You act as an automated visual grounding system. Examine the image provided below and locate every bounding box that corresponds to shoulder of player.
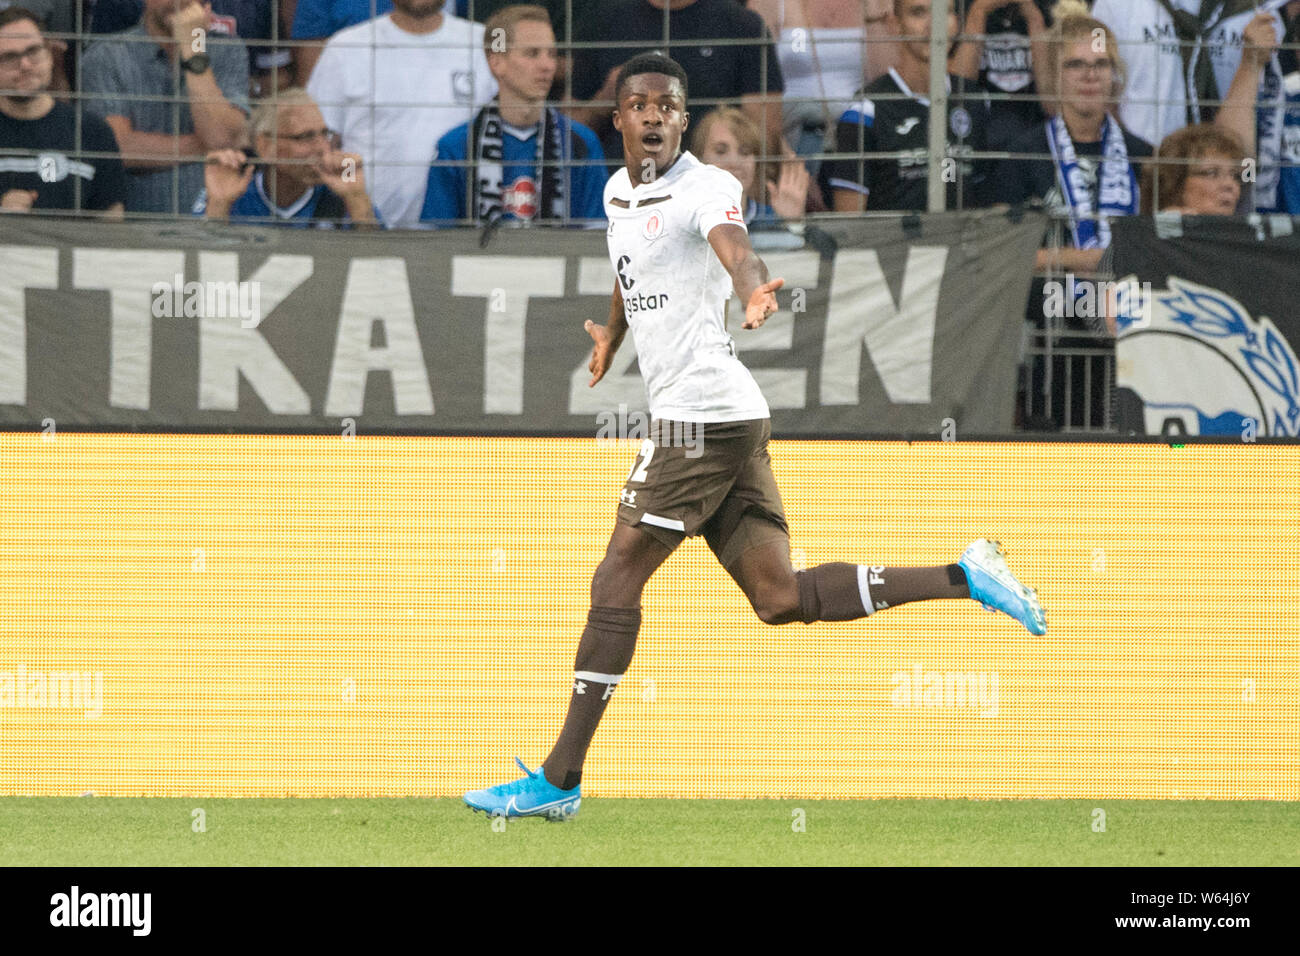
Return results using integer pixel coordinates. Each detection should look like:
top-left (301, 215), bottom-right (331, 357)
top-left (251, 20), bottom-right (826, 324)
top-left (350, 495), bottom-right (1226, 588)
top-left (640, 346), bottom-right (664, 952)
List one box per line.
top-left (679, 157), bottom-right (743, 196)
top-left (604, 166), bottom-right (633, 205)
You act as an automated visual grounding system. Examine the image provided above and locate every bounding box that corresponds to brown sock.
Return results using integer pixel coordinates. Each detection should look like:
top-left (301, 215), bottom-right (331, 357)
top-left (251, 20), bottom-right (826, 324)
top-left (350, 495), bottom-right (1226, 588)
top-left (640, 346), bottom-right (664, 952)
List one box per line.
top-left (542, 606), bottom-right (641, 790)
top-left (796, 563), bottom-right (970, 622)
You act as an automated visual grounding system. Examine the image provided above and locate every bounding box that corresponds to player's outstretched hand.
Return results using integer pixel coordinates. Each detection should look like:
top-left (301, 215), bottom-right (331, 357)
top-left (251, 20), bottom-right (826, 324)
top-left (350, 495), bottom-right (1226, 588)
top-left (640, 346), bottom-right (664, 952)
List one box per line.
top-left (585, 319), bottom-right (614, 386)
top-left (743, 277), bottom-right (784, 330)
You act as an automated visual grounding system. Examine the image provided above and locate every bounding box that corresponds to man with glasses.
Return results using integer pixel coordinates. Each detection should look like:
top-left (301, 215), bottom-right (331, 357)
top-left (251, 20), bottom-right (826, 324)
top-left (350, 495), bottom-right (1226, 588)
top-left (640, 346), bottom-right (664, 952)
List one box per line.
top-left (81, 0), bottom-right (249, 214)
top-left (194, 86), bottom-right (378, 227)
top-left (0, 7), bottom-right (126, 216)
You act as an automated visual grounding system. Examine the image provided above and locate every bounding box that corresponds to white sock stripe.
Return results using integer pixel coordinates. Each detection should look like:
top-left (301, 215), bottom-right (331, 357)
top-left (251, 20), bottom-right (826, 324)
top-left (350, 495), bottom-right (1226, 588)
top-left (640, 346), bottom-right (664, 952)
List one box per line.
top-left (574, 671), bottom-right (623, 685)
top-left (856, 565), bottom-right (874, 615)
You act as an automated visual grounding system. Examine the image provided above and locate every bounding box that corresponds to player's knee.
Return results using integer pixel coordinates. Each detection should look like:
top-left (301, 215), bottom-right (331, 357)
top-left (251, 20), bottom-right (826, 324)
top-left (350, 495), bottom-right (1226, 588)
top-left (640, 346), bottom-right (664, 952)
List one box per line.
top-left (750, 584), bottom-right (801, 626)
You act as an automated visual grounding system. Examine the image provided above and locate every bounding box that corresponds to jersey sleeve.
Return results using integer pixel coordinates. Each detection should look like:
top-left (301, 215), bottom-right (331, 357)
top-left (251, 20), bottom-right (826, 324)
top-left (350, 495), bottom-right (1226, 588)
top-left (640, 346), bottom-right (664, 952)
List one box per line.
top-left (84, 114), bottom-right (128, 211)
top-left (691, 167), bottom-right (747, 238)
top-left (823, 99), bottom-right (877, 197)
top-left (420, 131), bottom-right (469, 224)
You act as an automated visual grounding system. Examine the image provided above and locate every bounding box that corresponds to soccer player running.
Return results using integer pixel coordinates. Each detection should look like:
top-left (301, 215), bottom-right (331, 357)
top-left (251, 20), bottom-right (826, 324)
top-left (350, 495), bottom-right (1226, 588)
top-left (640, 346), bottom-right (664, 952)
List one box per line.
top-left (465, 53), bottom-right (1045, 820)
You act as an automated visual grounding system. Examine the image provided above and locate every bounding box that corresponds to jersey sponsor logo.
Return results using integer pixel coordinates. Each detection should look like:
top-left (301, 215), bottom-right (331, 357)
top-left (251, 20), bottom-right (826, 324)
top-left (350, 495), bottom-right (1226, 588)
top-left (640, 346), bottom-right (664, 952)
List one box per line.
top-left (616, 254), bottom-right (672, 312)
top-left (724, 204), bottom-right (744, 223)
top-left (452, 71), bottom-right (475, 104)
top-left (641, 210), bottom-right (665, 241)
top-left (623, 290), bottom-right (670, 313)
top-left (895, 117), bottom-right (920, 136)
top-left (950, 108), bottom-right (972, 138)
top-left (504, 176), bottom-right (538, 220)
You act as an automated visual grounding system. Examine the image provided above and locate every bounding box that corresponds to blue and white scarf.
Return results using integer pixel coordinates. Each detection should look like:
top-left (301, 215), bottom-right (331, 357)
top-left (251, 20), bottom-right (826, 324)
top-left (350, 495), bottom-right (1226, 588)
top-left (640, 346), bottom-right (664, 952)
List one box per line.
top-left (1046, 114), bottom-right (1138, 249)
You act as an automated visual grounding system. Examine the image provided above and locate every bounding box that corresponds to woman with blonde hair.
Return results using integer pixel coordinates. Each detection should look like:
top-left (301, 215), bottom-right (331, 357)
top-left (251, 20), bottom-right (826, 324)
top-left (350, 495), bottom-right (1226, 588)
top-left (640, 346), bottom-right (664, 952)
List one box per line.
top-left (996, 0), bottom-right (1151, 273)
top-left (691, 106), bottom-right (810, 226)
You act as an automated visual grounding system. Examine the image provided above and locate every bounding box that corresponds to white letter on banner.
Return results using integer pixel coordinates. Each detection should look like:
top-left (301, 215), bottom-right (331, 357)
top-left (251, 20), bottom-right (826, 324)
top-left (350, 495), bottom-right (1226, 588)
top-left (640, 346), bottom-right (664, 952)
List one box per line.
top-left (324, 258), bottom-right (434, 417)
top-left (73, 249), bottom-right (185, 409)
top-left (198, 252), bottom-right (312, 413)
top-left (0, 247), bottom-right (57, 405)
top-left (568, 256), bottom-right (645, 414)
top-left (727, 250), bottom-right (816, 409)
top-left (821, 247), bottom-right (947, 405)
top-left (451, 256), bottom-right (565, 415)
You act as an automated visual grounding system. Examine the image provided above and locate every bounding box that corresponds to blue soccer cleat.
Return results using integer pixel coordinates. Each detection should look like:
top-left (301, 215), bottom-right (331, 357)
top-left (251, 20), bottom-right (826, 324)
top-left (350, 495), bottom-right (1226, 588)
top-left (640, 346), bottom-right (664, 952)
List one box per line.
top-left (463, 757), bottom-right (581, 821)
top-left (958, 539), bottom-right (1047, 635)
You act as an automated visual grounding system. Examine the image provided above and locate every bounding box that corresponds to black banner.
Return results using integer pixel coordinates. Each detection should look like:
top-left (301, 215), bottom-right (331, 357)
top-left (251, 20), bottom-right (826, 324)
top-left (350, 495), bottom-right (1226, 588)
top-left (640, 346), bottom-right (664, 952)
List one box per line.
top-left (1111, 215), bottom-right (1300, 438)
top-left (0, 211), bottom-right (1042, 436)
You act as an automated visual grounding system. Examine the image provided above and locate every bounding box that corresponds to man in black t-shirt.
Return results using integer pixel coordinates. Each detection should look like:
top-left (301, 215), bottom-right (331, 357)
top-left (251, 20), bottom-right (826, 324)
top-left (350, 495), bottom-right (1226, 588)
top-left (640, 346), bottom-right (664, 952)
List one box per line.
top-left (0, 7), bottom-right (126, 215)
top-left (565, 0), bottom-right (786, 167)
top-left (823, 0), bottom-right (993, 211)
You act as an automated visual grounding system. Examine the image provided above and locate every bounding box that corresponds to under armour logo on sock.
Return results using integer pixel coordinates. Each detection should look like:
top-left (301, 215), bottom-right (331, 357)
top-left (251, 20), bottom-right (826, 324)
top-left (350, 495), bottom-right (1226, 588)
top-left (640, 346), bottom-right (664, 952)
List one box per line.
top-left (573, 679), bottom-right (587, 695)
top-left (875, 600), bottom-right (890, 610)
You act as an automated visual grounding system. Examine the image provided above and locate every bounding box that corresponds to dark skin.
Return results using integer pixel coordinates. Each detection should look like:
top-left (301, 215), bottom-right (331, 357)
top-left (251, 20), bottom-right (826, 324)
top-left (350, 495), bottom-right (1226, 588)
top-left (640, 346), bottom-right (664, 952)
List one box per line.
top-left (580, 71), bottom-right (801, 624)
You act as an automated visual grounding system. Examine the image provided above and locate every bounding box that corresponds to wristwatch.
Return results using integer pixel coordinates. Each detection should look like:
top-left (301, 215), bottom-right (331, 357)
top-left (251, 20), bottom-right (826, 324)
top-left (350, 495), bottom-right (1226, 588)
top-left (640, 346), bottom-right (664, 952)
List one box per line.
top-left (180, 53), bottom-right (211, 75)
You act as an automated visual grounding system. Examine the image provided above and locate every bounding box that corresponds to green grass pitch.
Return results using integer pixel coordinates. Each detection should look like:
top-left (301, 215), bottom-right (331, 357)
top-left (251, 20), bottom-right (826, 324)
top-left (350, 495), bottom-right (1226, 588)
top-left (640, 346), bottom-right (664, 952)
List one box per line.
top-left (2, 798), bottom-right (1298, 866)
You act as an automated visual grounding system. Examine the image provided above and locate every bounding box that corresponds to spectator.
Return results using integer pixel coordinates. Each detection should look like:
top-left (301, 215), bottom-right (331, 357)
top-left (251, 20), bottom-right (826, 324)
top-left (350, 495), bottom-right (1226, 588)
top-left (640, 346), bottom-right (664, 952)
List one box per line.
top-left (996, 0), bottom-right (1149, 273)
top-left (80, 0), bottom-right (249, 214)
top-left (1099, 125), bottom-right (1246, 336)
top-left (0, 6), bottom-right (125, 215)
top-left (90, 0), bottom-right (291, 94)
top-left (691, 105), bottom-right (807, 227)
top-left (421, 4), bottom-right (604, 226)
top-left (1142, 123), bottom-right (1245, 215)
top-left (746, 0), bottom-right (866, 177)
top-left (566, 0), bottom-right (787, 168)
top-left (0, 0), bottom-right (72, 91)
top-left (1209, 7), bottom-right (1285, 212)
top-left (1258, 1), bottom-right (1300, 213)
top-left (823, 0), bottom-right (993, 211)
top-left (948, 0), bottom-right (1051, 148)
top-left (194, 87), bottom-right (378, 227)
top-left (1091, 0), bottom-right (1287, 147)
top-left (306, 0), bottom-right (496, 227)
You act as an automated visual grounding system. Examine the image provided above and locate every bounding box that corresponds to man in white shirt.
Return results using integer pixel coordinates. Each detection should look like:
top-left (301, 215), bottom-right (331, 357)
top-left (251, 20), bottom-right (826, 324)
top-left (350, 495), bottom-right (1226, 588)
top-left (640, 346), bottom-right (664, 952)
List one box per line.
top-left (306, 0), bottom-right (496, 226)
top-left (462, 53), bottom-right (1047, 820)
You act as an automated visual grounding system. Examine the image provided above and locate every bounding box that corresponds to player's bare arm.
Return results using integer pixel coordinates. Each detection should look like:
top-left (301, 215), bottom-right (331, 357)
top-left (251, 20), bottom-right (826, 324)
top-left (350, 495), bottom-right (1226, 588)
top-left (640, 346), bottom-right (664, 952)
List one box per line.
top-left (707, 222), bottom-right (785, 329)
top-left (585, 277), bottom-right (629, 387)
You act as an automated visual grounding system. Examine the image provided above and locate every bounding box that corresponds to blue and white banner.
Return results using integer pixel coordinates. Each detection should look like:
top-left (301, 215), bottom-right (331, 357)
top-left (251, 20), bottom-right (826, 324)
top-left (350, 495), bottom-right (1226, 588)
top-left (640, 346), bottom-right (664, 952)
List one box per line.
top-left (1111, 215), bottom-right (1300, 437)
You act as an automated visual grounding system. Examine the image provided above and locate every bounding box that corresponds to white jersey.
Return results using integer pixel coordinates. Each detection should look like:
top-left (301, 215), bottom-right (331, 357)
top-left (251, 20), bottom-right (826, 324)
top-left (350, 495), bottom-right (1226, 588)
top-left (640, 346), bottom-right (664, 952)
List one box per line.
top-left (307, 14), bottom-right (496, 226)
top-left (1093, 0), bottom-right (1287, 147)
top-left (603, 151), bottom-right (769, 423)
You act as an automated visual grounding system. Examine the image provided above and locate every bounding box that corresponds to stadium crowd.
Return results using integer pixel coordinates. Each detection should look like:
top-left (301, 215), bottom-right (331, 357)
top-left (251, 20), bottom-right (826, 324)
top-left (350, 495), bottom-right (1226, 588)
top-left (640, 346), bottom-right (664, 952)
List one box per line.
top-left (0, 0), bottom-right (1297, 426)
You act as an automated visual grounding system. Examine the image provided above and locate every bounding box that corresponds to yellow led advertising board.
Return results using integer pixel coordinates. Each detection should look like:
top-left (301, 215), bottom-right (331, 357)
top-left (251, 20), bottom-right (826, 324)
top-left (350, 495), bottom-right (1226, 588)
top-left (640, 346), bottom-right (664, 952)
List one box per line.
top-left (1, 435), bottom-right (1295, 799)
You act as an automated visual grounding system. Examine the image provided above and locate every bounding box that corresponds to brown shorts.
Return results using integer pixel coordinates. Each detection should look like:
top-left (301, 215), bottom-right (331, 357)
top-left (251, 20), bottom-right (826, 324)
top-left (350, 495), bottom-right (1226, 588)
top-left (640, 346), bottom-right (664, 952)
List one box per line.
top-left (615, 418), bottom-right (788, 549)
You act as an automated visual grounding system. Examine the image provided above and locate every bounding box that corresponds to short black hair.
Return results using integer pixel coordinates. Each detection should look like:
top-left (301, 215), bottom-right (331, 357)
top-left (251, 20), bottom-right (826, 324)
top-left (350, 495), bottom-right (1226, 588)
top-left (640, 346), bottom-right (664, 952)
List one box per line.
top-left (614, 53), bottom-right (688, 104)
